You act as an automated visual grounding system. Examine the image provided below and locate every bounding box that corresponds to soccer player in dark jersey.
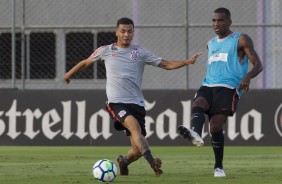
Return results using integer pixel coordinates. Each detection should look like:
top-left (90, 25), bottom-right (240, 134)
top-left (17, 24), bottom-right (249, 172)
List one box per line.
top-left (64, 17), bottom-right (201, 176)
top-left (178, 7), bottom-right (263, 177)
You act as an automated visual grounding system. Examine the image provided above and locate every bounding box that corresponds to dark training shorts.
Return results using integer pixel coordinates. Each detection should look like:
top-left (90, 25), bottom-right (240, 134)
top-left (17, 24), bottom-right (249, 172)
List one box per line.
top-left (195, 86), bottom-right (239, 118)
top-left (106, 102), bottom-right (146, 136)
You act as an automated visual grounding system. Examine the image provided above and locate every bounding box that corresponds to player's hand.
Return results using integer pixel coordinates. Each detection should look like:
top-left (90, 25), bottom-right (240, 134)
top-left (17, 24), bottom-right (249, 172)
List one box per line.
top-left (188, 52), bottom-right (202, 64)
top-left (238, 76), bottom-right (251, 92)
top-left (64, 74), bottom-right (71, 84)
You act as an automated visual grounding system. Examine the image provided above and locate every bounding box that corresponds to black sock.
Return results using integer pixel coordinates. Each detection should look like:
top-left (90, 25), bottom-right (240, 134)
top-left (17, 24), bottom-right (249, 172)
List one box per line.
top-left (191, 107), bottom-right (205, 136)
top-left (143, 150), bottom-right (154, 164)
top-left (211, 131), bottom-right (224, 169)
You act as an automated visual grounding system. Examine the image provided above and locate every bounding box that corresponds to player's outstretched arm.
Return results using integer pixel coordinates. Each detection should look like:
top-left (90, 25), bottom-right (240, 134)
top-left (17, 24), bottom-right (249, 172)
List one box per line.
top-left (64, 58), bottom-right (93, 84)
top-left (158, 52), bottom-right (202, 70)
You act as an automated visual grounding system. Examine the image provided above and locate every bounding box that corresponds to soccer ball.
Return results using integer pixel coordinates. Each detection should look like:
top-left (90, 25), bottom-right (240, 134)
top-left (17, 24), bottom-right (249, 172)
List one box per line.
top-left (92, 159), bottom-right (117, 182)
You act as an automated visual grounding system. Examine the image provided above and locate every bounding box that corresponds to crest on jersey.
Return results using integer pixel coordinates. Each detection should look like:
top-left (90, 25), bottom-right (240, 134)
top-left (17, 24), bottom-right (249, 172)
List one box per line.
top-left (130, 51), bottom-right (139, 60)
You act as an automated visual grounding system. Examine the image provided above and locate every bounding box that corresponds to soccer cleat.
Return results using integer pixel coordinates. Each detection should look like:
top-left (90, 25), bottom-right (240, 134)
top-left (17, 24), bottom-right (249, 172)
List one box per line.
top-left (214, 168), bottom-right (226, 177)
top-left (150, 158), bottom-right (163, 176)
top-left (116, 155), bottom-right (129, 175)
top-left (178, 125), bottom-right (204, 146)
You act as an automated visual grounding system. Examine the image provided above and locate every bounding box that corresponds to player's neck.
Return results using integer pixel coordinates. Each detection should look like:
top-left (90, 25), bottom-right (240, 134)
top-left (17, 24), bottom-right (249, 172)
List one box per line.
top-left (116, 42), bottom-right (131, 48)
top-left (217, 31), bottom-right (232, 40)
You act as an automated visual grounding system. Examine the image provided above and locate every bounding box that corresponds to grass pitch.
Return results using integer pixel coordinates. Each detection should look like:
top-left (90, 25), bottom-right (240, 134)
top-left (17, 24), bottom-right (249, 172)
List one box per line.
top-left (0, 146), bottom-right (281, 184)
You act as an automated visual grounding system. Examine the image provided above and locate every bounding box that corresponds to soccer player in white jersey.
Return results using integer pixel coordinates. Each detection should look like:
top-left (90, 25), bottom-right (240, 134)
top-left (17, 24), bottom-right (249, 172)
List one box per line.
top-left (178, 7), bottom-right (263, 177)
top-left (64, 17), bottom-right (201, 176)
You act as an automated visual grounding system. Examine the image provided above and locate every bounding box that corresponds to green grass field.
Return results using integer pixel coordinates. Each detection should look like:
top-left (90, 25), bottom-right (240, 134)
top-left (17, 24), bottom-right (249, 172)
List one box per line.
top-left (0, 146), bottom-right (281, 184)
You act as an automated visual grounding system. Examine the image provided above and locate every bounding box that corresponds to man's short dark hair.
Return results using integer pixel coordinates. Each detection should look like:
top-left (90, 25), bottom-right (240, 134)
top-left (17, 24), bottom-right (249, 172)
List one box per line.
top-left (214, 7), bottom-right (231, 19)
top-left (117, 17), bottom-right (134, 28)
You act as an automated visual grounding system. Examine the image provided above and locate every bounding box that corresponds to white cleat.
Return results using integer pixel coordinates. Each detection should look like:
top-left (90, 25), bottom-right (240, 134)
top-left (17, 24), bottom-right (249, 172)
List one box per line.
top-left (214, 168), bottom-right (226, 177)
top-left (178, 125), bottom-right (204, 146)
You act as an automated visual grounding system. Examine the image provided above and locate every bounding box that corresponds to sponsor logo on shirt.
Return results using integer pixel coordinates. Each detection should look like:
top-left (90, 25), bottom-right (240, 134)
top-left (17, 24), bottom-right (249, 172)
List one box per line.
top-left (208, 53), bottom-right (228, 64)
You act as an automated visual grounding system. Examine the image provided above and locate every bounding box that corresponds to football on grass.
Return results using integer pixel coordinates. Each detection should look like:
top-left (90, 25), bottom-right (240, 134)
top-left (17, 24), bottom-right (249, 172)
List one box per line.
top-left (92, 159), bottom-right (117, 182)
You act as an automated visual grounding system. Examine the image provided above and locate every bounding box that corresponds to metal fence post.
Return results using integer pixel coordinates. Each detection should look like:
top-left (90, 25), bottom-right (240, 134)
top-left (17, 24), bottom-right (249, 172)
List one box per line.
top-left (11, 0), bottom-right (16, 88)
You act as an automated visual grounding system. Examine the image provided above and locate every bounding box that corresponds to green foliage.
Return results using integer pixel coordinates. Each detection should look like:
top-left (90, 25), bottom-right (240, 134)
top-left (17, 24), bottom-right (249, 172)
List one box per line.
top-left (0, 146), bottom-right (282, 184)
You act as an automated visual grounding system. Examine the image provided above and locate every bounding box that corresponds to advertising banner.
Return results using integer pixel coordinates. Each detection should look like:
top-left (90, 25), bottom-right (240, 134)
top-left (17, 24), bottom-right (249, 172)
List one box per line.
top-left (0, 89), bottom-right (281, 146)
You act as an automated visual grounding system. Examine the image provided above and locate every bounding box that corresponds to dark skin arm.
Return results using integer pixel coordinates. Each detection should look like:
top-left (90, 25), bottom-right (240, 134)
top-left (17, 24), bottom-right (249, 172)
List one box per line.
top-left (237, 34), bottom-right (263, 91)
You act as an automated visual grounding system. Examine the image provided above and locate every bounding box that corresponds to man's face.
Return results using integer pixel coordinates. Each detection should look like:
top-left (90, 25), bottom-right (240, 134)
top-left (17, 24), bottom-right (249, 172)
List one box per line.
top-left (212, 12), bottom-right (231, 37)
top-left (116, 24), bottom-right (134, 47)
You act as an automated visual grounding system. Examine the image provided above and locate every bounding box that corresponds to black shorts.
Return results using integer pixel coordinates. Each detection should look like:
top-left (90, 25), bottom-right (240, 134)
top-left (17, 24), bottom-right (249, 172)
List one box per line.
top-left (106, 102), bottom-right (146, 136)
top-left (195, 86), bottom-right (239, 118)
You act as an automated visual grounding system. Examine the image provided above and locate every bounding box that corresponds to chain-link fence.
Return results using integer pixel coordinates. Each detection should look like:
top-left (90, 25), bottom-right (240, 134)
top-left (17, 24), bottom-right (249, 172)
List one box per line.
top-left (1, 0), bottom-right (282, 89)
